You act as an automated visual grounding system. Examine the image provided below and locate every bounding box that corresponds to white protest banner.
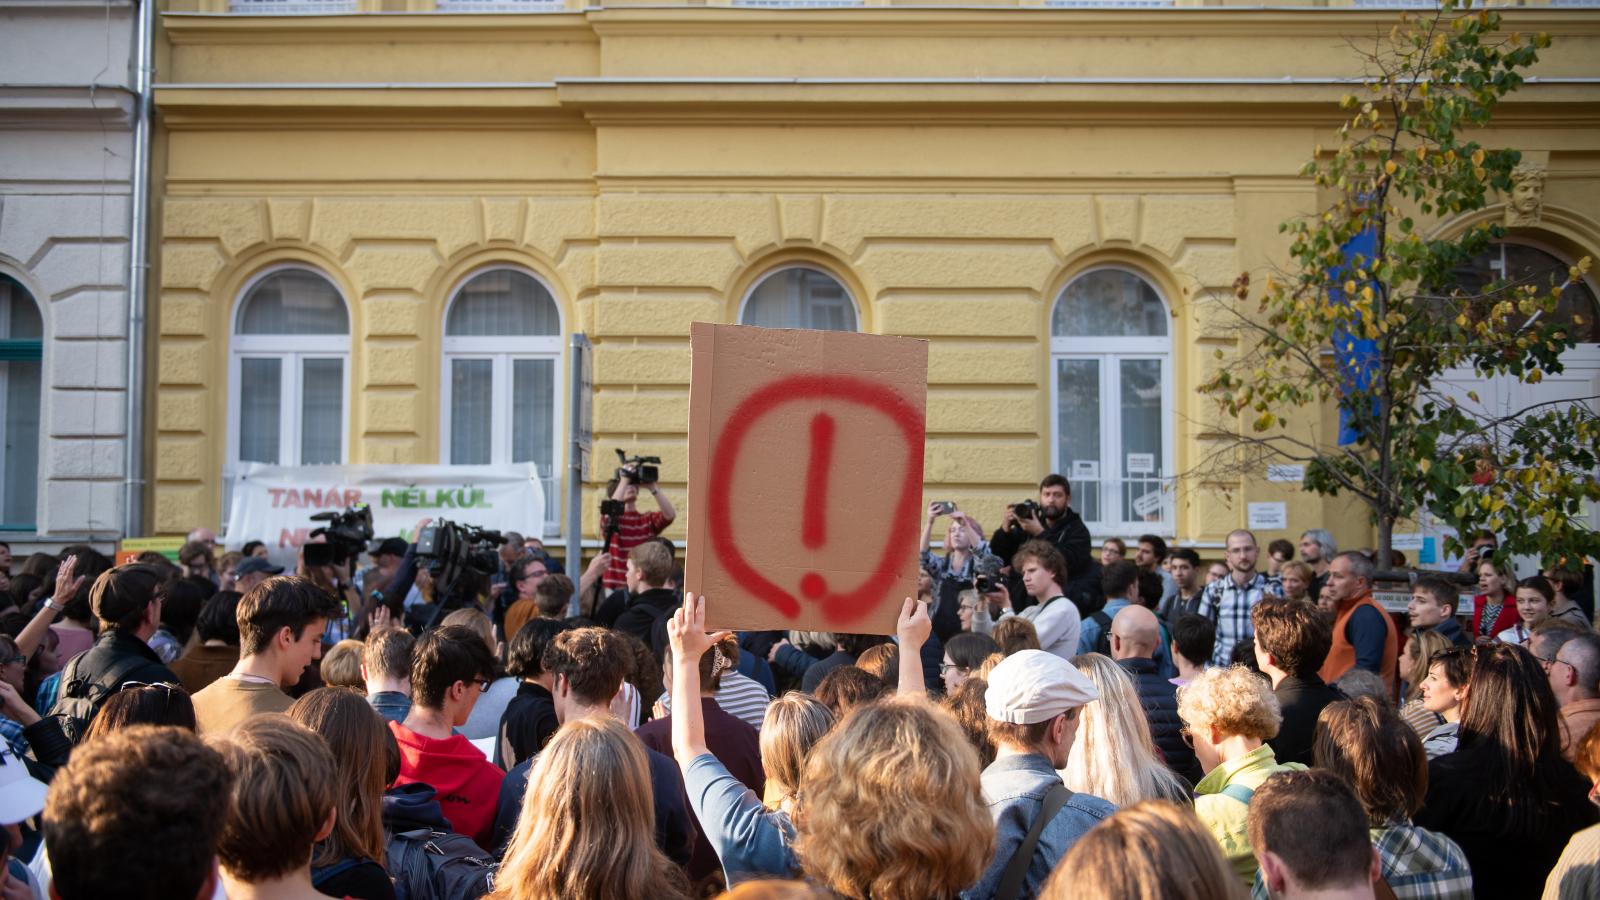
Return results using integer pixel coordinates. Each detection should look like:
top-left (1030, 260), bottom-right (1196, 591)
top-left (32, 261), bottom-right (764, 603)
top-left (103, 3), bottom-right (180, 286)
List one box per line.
top-left (226, 463), bottom-right (545, 560)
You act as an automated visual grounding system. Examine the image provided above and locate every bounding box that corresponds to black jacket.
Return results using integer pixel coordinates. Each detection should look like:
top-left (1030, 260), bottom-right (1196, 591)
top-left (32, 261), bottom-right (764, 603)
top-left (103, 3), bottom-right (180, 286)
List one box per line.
top-left (50, 630), bottom-right (177, 740)
top-left (495, 681), bottom-right (559, 770)
top-left (990, 507), bottom-right (1093, 579)
top-left (1267, 674), bottom-right (1343, 766)
top-left (613, 588), bottom-right (679, 662)
top-left (1117, 657), bottom-right (1202, 786)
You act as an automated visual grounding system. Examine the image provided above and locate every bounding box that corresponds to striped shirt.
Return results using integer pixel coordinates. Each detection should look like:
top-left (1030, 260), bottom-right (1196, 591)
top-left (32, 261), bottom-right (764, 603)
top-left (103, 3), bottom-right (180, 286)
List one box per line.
top-left (602, 509), bottom-right (671, 590)
top-left (1198, 572), bottom-right (1276, 668)
top-left (659, 672), bottom-right (773, 733)
top-left (1400, 697), bottom-right (1444, 739)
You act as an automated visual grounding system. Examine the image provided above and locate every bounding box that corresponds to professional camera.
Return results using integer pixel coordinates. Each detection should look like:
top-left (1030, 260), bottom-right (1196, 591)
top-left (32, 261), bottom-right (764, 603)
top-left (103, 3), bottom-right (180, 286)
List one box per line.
top-left (614, 448), bottom-right (661, 485)
top-left (414, 519), bottom-right (506, 612)
top-left (1013, 499), bottom-right (1044, 522)
top-left (307, 506), bottom-right (374, 567)
top-left (971, 553), bottom-right (1004, 594)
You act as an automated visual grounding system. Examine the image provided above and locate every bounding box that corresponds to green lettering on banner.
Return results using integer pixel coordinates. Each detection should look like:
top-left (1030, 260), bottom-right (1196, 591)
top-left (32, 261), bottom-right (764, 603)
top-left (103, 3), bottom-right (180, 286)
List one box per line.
top-left (376, 485), bottom-right (495, 511)
top-left (471, 488), bottom-right (491, 509)
top-left (381, 489), bottom-right (411, 509)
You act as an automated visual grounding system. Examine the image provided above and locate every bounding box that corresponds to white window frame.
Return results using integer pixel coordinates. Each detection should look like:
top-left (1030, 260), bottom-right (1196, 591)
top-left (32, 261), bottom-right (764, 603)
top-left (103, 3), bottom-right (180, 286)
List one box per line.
top-left (1048, 265), bottom-right (1176, 537)
top-left (439, 266), bottom-right (565, 534)
top-left (738, 264), bottom-right (861, 332)
top-left (224, 265), bottom-right (352, 481)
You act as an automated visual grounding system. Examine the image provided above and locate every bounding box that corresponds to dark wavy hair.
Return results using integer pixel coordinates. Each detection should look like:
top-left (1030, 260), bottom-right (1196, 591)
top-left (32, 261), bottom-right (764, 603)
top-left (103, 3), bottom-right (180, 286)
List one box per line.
top-left (1456, 642), bottom-right (1574, 837)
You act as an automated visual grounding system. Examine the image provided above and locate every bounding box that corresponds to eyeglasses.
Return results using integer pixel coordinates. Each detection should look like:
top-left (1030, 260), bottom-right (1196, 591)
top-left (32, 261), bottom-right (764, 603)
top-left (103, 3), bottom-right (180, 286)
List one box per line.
top-left (122, 681), bottom-right (180, 692)
top-left (1, 655), bottom-right (23, 666)
top-left (939, 664), bottom-right (966, 675)
top-left (475, 679), bottom-right (493, 693)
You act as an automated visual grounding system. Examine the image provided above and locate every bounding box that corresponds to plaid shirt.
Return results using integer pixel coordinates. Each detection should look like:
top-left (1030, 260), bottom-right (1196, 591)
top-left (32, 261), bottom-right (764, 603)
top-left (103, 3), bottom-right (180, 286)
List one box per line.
top-left (1198, 571), bottom-right (1275, 667)
top-left (1252, 825), bottom-right (1472, 900)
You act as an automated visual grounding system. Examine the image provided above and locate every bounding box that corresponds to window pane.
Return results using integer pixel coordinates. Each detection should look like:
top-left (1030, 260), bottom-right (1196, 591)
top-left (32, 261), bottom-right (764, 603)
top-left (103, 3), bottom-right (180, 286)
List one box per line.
top-left (742, 268), bottom-right (858, 332)
top-left (446, 270), bottom-right (561, 337)
top-left (511, 359), bottom-right (555, 473)
top-left (238, 270), bottom-right (349, 335)
top-left (1120, 359), bottom-right (1165, 523)
top-left (1452, 244), bottom-right (1600, 343)
top-left (239, 358), bottom-right (282, 464)
top-left (0, 277), bottom-right (43, 340)
top-left (450, 359), bottom-right (493, 465)
top-left (300, 358), bottom-right (343, 465)
top-left (1057, 358), bottom-right (1102, 523)
top-left (2, 360), bottom-right (41, 526)
top-left (1053, 269), bottom-right (1168, 337)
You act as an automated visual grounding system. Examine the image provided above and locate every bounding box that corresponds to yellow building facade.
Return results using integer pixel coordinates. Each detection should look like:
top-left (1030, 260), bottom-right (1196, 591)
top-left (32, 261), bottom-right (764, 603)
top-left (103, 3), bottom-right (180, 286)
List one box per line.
top-left (147, 0), bottom-right (1600, 556)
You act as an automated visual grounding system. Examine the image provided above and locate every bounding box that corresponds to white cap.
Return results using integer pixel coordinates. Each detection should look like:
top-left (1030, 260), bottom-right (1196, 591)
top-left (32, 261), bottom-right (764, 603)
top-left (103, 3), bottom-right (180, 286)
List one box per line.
top-left (0, 748), bottom-right (46, 825)
top-left (985, 650), bottom-right (1100, 725)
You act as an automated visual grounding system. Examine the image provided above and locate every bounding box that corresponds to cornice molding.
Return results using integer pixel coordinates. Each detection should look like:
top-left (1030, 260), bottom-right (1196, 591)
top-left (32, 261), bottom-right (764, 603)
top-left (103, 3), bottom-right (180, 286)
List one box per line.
top-left (0, 86), bottom-right (137, 127)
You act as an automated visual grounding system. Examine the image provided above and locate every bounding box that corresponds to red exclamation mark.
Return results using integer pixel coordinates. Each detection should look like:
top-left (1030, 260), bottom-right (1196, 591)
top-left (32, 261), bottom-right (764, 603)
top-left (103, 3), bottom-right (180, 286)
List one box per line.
top-left (799, 412), bottom-right (835, 600)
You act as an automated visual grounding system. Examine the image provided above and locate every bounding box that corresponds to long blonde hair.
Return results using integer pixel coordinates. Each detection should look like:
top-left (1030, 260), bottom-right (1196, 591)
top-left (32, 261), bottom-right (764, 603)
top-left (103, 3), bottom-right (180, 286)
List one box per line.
top-left (760, 692), bottom-right (835, 807)
top-left (1064, 654), bottom-right (1191, 807)
top-left (794, 699), bottom-right (993, 900)
top-left (1040, 800), bottom-right (1245, 900)
top-left (489, 716), bottom-right (688, 900)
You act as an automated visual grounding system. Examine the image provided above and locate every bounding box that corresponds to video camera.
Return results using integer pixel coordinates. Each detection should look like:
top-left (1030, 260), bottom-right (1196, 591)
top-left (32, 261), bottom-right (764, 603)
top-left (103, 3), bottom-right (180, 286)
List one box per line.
top-left (614, 448), bottom-right (661, 486)
top-left (970, 554), bottom-right (1004, 594)
top-left (414, 519), bottom-right (506, 611)
top-left (306, 506), bottom-right (374, 568)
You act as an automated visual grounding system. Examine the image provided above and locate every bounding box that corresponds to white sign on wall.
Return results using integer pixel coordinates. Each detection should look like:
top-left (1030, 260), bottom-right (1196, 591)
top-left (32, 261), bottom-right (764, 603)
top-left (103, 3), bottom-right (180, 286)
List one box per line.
top-left (1247, 501), bottom-right (1288, 530)
top-left (1126, 453), bottom-right (1156, 476)
top-left (1266, 464), bottom-right (1306, 483)
top-left (225, 463), bottom-right (546, 561)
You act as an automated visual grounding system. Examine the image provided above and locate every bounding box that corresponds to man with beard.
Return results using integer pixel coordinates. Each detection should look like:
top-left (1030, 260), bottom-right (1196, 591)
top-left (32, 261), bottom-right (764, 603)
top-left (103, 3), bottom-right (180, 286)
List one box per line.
top-left (991, 474), bottom-right (1092, 585)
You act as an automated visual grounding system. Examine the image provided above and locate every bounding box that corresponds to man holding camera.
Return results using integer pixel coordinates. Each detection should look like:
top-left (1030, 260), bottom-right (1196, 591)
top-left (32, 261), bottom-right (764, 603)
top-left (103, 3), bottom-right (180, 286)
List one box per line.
top-left (990, 474), bottom-right (1094, 589)
top-left (600, 461), bottom-right (676, 593)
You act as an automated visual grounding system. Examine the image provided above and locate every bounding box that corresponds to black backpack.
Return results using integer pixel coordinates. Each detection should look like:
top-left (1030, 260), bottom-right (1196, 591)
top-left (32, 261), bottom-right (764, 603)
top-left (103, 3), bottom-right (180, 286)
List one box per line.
top-left (1089, 609), bottom-right (1114, 656)
top-left (51, 651), bottom-right (151, 745)
top-left (386, 827), bottom-right (496, 900)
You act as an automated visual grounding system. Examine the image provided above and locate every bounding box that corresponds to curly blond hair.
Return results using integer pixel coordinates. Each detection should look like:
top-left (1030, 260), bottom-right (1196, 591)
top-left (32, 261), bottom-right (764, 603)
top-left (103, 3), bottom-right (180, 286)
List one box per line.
top-left (1176, 664), bottom-right (1282, 741)
top-left (794, 699), bottom-right (993, 899)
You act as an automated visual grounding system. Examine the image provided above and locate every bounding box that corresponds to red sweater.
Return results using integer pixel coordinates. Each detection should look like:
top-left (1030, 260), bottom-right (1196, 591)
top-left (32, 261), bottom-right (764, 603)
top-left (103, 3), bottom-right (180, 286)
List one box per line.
top-left (389, 720), bottom-right (504, 848)
top-left (1471, 593), bottom-right (1522, 640)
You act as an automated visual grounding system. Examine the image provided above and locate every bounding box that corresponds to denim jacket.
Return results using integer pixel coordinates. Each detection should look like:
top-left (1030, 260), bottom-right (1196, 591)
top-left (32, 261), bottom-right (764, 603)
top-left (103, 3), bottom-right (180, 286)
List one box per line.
top-left (963, 752), bottom-right (1115, 900)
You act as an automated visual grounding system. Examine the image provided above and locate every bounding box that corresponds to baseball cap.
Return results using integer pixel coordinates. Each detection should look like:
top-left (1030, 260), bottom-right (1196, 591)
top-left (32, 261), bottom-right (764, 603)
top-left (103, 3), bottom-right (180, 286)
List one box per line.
top-left (0, 748), bottom-right (47, 825)
top-left (369, 537), bottom-right (408, 558)
top-left (985, 650), bottom-right (1100, 725)
top-left (235, 557), bottom-right (285, 578)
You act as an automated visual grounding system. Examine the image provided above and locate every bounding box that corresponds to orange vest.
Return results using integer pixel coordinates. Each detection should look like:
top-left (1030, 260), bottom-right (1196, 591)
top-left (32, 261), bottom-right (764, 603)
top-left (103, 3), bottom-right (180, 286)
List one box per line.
top-left (1319, 592), bottom-right (1399, 694)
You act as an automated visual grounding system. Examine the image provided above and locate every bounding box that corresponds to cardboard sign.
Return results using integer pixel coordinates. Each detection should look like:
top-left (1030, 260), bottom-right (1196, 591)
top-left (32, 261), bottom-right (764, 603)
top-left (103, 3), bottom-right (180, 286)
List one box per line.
top-left (685, 322), bottom-right (928, 635)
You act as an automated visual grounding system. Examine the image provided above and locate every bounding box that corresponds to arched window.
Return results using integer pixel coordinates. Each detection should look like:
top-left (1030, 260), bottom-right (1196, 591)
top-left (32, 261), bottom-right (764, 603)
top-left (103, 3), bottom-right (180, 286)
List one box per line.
top-left (1450, 241), bottom-right (1600, 344)
top-left (740, 266), bottom-right (858, 331)
top-left (442, 268), bottom-right (562, 527)
top-left (0, 275), bottom-right (42, 529)
top-left (1050, 267), bottom-right (1173, 533)
top-left (229, 267), bottom-right (350, 470)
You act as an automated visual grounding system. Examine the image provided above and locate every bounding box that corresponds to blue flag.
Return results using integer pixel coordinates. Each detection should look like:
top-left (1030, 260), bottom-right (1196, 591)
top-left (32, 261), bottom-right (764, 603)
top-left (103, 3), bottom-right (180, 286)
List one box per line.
top-left (1331, 226), bottom-right (1381, 445)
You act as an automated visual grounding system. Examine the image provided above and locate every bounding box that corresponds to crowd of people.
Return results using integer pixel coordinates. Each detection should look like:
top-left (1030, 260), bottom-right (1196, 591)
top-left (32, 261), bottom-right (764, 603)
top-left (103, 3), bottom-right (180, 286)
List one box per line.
top-left (0, 465), bottom-right (1596, 900)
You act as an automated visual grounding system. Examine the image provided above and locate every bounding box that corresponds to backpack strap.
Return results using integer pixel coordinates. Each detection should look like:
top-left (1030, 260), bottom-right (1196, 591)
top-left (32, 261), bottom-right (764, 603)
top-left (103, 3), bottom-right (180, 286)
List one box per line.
top-left (995, 782), bottom-right (1073, 900)
top-left (1219, 782), bottom-right (1256, 806)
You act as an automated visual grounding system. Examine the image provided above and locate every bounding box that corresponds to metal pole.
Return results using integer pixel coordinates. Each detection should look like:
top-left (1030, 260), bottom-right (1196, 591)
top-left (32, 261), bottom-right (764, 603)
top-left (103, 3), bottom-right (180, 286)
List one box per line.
top-left (122, 0), bottom-right (155, 539)
top-left (565, 334), bottom-right (591, 617)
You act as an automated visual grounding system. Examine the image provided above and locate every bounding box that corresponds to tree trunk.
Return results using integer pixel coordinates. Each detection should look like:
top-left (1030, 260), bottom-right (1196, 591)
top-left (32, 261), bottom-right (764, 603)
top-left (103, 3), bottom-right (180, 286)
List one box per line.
top-left (1377, 514), bottom-right (1394, 572)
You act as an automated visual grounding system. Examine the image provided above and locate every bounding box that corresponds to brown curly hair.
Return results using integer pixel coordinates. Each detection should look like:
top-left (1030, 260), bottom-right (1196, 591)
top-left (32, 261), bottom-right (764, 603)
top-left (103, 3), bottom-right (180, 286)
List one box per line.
top-left (795, 699), bottom-right (993, 899)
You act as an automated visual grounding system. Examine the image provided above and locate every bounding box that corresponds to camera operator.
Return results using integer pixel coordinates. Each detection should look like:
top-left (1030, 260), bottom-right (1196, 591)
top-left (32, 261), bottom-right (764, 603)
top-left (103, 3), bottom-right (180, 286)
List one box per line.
top-left (357, 537), bottom-right (421, 616)
top-left (599, 462), bottom-right (676, 594)
top-left (298, 539), bottom-right (362, 645)
top-left (988, 474), bottom-right (1092, 580)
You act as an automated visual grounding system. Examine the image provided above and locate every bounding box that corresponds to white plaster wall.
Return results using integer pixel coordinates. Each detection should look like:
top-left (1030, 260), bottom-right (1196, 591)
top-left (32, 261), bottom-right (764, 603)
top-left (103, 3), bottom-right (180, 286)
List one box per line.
top-left (0, 0), bottom-right (137, 539)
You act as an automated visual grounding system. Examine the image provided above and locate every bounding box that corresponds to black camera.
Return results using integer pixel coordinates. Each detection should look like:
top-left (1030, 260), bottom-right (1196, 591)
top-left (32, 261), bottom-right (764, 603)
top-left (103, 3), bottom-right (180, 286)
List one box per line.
top-left (1014, 500), bottom-right (1043, 522)
top-left (308, 506), bottom-right (374, 567)
top-left (614, 448), bottom-right (662, 486)
top-left (971, 554), bottom-right (1004, 594)
top-left (415, 519), bottom-right (505, 609)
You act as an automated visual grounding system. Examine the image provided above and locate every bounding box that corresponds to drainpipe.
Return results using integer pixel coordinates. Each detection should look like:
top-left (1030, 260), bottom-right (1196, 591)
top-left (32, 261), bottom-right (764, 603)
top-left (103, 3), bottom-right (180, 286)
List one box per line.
top-left (123, 0), bottom-right (154, 539)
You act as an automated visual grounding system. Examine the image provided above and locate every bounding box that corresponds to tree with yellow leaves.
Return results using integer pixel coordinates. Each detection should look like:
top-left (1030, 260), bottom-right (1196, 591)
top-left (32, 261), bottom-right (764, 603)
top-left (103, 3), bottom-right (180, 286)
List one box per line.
top-left (1197, 0), bottom-right (1598, 569)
